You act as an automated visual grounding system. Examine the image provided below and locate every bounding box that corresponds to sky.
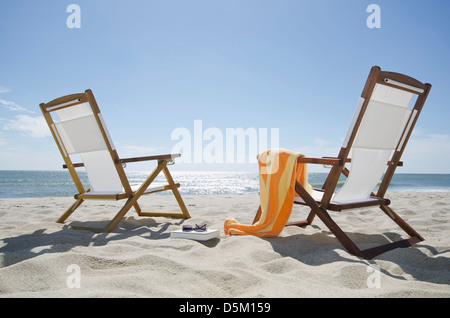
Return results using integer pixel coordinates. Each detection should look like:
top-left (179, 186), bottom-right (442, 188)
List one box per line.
top-left (0, 0), bottom-right (449, 173)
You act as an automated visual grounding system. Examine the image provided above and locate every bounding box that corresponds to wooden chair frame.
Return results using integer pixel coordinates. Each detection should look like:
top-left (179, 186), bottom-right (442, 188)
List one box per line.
top-left (40, 89), bottom-right (190, 232)
top-left (255, 66), bottom-right (432, 259)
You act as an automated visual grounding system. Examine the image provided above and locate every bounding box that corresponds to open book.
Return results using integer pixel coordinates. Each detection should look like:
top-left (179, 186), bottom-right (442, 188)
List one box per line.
top-left (170, 229), bottom-right (219, 241)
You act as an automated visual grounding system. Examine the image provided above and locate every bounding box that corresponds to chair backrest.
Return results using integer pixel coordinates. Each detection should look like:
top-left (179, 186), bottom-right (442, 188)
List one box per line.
top-left (331, 66), bottom-right (431, 203)
top-left (40, 90), bottom-right (130, 195)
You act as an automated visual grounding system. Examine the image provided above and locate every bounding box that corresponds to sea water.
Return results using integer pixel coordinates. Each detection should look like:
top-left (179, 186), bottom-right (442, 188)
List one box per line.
top-left (1, 170), bottom-right (450, 199)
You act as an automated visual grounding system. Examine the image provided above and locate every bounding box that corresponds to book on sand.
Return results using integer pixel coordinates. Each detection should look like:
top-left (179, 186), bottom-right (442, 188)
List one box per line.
top-left (170, 229), bottom-right (219, 241)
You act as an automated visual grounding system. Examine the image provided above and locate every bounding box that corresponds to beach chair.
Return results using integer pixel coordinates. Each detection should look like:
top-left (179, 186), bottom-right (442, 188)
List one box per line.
top-left (286, 66), bottom-right (432, 259)
top-left (40, 89), bottom-right (190, 232)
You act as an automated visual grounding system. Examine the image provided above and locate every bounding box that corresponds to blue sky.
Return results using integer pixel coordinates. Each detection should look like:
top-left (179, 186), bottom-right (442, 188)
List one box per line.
top-left (1, 0), bottom-right (449, 173)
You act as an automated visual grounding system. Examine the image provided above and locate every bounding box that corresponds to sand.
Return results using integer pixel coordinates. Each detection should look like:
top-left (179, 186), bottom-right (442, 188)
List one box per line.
top-left (0, 192), bottom-right (449, 298)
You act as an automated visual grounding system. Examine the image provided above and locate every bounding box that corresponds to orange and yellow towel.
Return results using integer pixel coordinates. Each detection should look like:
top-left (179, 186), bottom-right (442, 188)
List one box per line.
top-left (224, 148), bottom-right (312, 237)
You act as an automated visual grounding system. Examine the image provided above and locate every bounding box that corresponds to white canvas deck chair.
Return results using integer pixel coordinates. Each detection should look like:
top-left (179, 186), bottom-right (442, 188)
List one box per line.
top-left (40, 89), bottom-right (190, 232)
top-left (287, 66), bottom-right (432, 259)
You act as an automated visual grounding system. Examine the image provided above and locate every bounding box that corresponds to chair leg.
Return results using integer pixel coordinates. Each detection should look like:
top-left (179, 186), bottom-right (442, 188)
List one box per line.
top-left (360, 237), bottom-right (422, 260)
top-left (380, 205), bottom-right (424, 241)
top-left (311, 204), bottom-right (423, 259)
top-left (133, 202), bottom-right (142, 214)
top-left (311, 205), bottom-right (364, 258)
top-left (61, 160), bottom-right (191, 233)
top-left (136, 166), bottom-right (191, 219)
top-left (127, 163), bottom-right (190, 220)
top-left (103, 161), bottom-right (168, 232)
top-left (289, 182), bottom-right (423, 259)
top-left (57, 198), bottom-right (84, 223)
top-left (252, 206), bottom-right (262, 224)
top-left (286, 209), bottom-right (316, 227)
top-left (103, 196), bottom-right (137, 232)
top-left (162, 166), bottom-right (191, 219)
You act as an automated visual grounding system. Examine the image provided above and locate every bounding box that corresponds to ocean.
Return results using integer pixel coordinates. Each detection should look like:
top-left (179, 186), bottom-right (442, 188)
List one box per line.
top-left (1, 170), bottom-right (450, 199)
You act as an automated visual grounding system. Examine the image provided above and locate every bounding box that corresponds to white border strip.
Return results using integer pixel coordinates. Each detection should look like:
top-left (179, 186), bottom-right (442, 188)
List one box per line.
top-left (342, 97), bottom-right (365, 148)
top-left (46, 98), bottom-right (82, 111)
top-left (384, 78), bottom-right (424, 94)
top-left (397, 109), bottom-right (417, 151)
top-left (51, 123), bottom-right (68, 157)
top-left (98, 113), bottom-right (116, 150)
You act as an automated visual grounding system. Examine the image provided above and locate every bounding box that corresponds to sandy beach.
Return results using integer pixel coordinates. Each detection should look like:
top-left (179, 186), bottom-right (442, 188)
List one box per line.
top-left (0, 192), bottom-right (449, 298)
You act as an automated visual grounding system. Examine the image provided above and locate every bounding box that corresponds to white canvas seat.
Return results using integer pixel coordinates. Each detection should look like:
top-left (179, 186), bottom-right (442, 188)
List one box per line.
top-left (40, 89), bottom-right (191, 232)
top-left (81, 184), bottom-right (167, 197)
top-left (293, 190), bottom-right (381, 206)
top-left (333, 84), bottom-right (415, 204)
top-left (286, 66), bottom-right (432, 259)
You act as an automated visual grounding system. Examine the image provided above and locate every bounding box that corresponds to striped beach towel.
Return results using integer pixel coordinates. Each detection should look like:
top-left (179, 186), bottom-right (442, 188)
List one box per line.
top-left (224, 148), bottom-right (312, 237)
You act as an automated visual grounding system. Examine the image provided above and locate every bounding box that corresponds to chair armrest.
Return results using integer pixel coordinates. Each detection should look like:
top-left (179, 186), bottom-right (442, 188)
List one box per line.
top-left (116, 153), bottom-right (181, 164)
top-left (63, 162), bottom-right (85, 169)
top-left (297, 156), bottom-right (403, 167)
top-left (297, 157), bottom-right (343, 166)
top-left (63, 153), bottom-right (181, 168)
